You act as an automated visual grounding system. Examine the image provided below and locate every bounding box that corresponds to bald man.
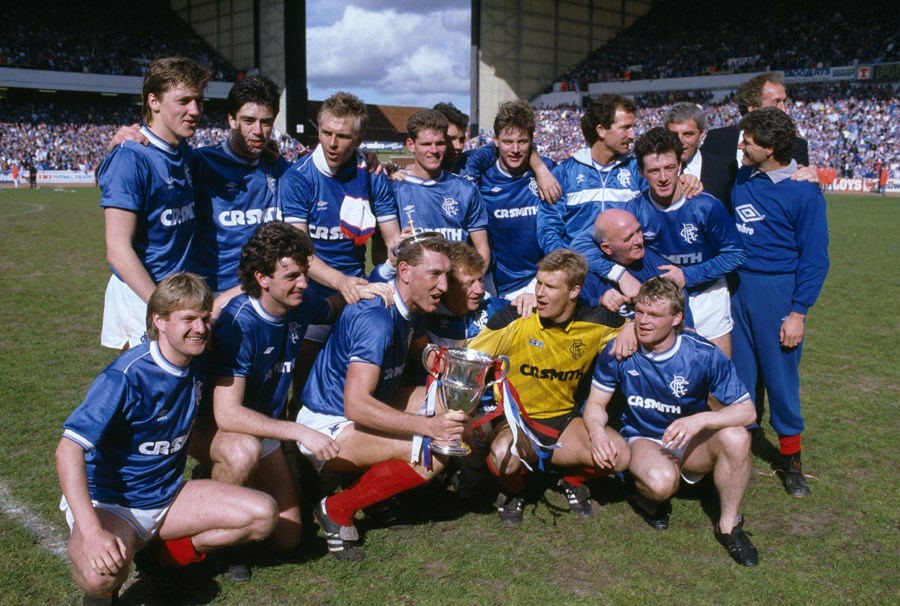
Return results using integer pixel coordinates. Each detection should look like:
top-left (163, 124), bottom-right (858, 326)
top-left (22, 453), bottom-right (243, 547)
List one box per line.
top-left (572, 210), bottom-right (694, 328)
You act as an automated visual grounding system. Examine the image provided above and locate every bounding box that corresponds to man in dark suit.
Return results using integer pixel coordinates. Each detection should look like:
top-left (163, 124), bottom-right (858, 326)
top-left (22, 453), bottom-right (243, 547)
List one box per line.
top-left (702, 72), bottom-right (809, 167)
top-left (665, 103), bottom-right (738, 212)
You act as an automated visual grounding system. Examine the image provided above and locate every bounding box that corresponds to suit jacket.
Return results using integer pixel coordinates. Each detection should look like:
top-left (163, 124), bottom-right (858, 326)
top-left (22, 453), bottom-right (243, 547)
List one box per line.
top-left (698, 149), bottom-right (738, 212)
top-left (702, 125), bottom-right (809, 167)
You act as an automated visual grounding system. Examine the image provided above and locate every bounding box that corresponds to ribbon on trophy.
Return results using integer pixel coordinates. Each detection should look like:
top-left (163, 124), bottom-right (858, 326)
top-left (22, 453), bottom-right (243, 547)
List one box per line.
top-left (411, 346), bottom-right (446, 468)
top-left (470, 365), bottom-right (561, 472)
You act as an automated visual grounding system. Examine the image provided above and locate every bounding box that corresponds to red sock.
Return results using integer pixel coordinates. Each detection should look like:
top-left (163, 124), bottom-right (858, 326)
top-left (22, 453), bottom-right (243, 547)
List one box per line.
top-left (485, 454), bottom-right (526, 494)
top-left (562, 466), bottom-right (603, 487)
top-left (150, 536), bottom-right (206, 567)
top-left (325, 460), bottom-right (427, 526)
top-left (778, 434), bottom-right (802, 456)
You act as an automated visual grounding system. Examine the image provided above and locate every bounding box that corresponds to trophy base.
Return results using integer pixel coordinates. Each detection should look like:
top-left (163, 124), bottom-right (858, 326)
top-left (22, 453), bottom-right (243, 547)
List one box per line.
top-left (430, 440), bottom-right (471, 457)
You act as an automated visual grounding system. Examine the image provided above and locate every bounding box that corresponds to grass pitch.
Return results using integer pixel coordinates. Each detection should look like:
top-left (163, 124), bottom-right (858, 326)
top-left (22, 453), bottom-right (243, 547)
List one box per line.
top-left (0, 187), bottom-right (897, 605)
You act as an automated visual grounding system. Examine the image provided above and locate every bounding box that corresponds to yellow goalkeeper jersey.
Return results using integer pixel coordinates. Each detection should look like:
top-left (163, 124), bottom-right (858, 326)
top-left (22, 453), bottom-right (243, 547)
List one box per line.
top-left (469, 302), bottom-right (625, 419)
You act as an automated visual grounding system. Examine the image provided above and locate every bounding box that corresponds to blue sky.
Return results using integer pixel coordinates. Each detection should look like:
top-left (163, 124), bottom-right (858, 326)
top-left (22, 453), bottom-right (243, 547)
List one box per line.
top-left (306, 0), bottom-right (471, 111)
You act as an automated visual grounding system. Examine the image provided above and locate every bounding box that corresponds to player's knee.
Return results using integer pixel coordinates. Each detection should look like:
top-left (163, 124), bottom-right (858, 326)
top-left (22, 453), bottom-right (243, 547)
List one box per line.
top-left (639, 465), bottom-right (679, 500)
top-left (215, 436), bottom-right (262, 481)
top-left (74, 564), bottom-right (123, 596)
top-left (488, 448), bottom-right (519, 476)
top-left (245, 493), bottom-right (279, 541)
top-left (718, 427), bottom-right (751, 459)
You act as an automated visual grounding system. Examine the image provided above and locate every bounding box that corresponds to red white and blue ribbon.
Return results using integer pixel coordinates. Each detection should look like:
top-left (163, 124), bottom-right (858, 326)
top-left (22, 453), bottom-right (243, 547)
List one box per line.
top-left (471, 365), bottom-right (561, 472)
top-left (411, 348), bottom-right (445, 468)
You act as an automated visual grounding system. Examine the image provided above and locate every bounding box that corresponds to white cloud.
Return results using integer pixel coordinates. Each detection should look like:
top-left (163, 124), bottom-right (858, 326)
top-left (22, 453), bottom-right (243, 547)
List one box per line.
top-left (307, 2), bottom-right (470, 111)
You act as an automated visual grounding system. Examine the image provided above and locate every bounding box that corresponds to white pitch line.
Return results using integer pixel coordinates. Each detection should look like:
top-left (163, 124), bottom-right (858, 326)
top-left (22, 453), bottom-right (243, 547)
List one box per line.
top-left (0, 201), bottom-right (45, 218)
top-left (0, 481), bottom-right (69, 562)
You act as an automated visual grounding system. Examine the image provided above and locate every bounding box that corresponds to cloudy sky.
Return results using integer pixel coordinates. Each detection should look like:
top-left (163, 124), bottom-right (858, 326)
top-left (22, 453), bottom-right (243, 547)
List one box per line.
top-left (306, 0), bottom-right (471, 111)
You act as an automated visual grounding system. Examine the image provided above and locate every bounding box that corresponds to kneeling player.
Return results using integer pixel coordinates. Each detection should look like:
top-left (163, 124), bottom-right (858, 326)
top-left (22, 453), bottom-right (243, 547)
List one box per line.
top-left (295, 236), bottom-right (468, 560)
top-left (584, 277), bottom-right (758, 566)
top-left (468, 250), bottom-right (634, 526)
top-left (56, 274), bottom-right (278, 604)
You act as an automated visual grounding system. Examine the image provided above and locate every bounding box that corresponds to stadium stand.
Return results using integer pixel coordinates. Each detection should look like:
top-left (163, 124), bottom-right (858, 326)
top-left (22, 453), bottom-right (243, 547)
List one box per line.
top-left (2, 82), bottom-right (895, 182)
top-left (527, 82), bottom-right (897, 179)
top-left (557, 0), bottom-right (899, 87)
top-left (0, 0), bottom-right (237, 79)
top-left (0, 100), bottom-right (308, 173)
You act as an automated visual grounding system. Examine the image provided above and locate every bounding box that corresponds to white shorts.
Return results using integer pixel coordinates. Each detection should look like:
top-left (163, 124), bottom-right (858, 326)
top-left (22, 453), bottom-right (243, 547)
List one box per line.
top-left (304, 323), bottom-right (333, 344)
top-left (294, 406), bottom-right (353, 470)
top-left (687, 278), bottom-right (733, 341)
top-left (60, 495), bottom-right (170, 546)
top-left (101, 275), bottom-right (148, 349)
top-left (500, 277), bottom-right (537, 300)
top-left (256, 437), bottom-right (281, 459)
top-left (626, 436), bottom-right (705, 485)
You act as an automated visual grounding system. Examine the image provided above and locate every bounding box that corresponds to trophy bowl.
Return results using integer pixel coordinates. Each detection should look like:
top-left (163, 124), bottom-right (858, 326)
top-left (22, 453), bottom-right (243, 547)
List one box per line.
top-left (422, 345), bottom-right (510, 456)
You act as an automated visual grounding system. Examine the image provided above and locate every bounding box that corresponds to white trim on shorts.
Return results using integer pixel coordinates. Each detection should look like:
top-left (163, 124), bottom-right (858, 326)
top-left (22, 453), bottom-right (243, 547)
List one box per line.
top-left (688, 278), bottom-right (733, 341)
top-left (260, 437), bottom-right (282, 459)
top-left (101, 274), bottom-right (148, 349)
top-left (304, 323), bottom-right (334, 344)
top-left (60, 495), bottom-right (170, 546)
top-left (626, 436), bottom-right (706, 485)
top-left (294, 406), bottom-right (353, 470)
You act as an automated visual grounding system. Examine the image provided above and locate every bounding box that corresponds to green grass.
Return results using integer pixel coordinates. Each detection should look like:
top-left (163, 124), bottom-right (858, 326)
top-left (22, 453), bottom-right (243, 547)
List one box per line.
top-left (0, 187), bottom-right (898, 605)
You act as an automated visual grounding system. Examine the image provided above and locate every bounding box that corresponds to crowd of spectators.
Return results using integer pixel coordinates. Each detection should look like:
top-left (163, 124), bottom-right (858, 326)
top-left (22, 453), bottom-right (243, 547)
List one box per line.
top-left (0, 0), bottom-right (236, 80)
top-left (526, 82), bottom-right (897, 179)
top-left (559, 0), bottom-right (898, 86)
top-left (1, 83), bottom-right (895, 182)
top-left (0, 102), bottom-right (308, 174)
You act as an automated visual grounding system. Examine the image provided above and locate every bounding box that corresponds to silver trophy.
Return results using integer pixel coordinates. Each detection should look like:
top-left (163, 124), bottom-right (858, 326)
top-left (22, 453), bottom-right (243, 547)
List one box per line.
top-left (422, 344), bottom-right (510, 456)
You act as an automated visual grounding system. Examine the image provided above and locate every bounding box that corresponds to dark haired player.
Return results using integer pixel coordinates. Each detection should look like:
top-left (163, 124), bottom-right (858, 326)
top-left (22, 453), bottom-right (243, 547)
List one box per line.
top-left (574, 128), bottom-right (744, 356)
top-left (731, 108), bottom-right (829, 498)
top-left (188, 75), bottom-right (293, 313)
top-left (191, 223), bottom-right (389, 578)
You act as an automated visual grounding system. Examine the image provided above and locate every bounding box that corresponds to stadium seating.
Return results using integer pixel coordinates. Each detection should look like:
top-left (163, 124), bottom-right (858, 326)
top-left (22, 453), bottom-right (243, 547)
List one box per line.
top-left (0, 0), bottom-right (236, 79)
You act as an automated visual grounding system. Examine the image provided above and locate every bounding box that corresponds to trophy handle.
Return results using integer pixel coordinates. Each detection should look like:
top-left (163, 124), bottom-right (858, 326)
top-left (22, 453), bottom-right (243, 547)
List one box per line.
top-left (485, 355), bottom-right (511, 388)
top-left (422, 344), bottom-right (445, 379)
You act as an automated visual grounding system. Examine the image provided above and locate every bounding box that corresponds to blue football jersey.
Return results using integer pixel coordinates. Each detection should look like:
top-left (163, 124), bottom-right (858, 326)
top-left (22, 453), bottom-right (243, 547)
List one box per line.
top-left (469, 157), bottom-right (554, 296)
top-left (394, 170), bottom-right (487, 243)
top-left (279, 146), bottom-right (398, 296)
top-left (99, 126), bottom-right (196, 282)
top-left (210, 292), bottom-right (330, 419)
top-left (62, 341), bottom-right (205, 509)
top-left (301, 282), bottom-right (424, 416)
top-left (620, 191), bottom-right (745, 292)
top-left (537, 149), bottom-right (645, 253)
top-left (592, 332), bottom-right (750, 439)
top-left (188, 141), bottom-right (291, 292)
top-left (426, 295), bottom-right (511, 348)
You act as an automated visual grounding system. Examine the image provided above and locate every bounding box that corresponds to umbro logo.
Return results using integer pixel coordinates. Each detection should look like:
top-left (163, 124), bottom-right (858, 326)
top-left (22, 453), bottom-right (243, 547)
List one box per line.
top-left (735, 204), bottom-right (765, 223)
top-left (264, 347), bottom-right (275, 354)
top-left (627, 370), bottom-right (640, 377)
top-left (491, 187), bottom-right (502, 193)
